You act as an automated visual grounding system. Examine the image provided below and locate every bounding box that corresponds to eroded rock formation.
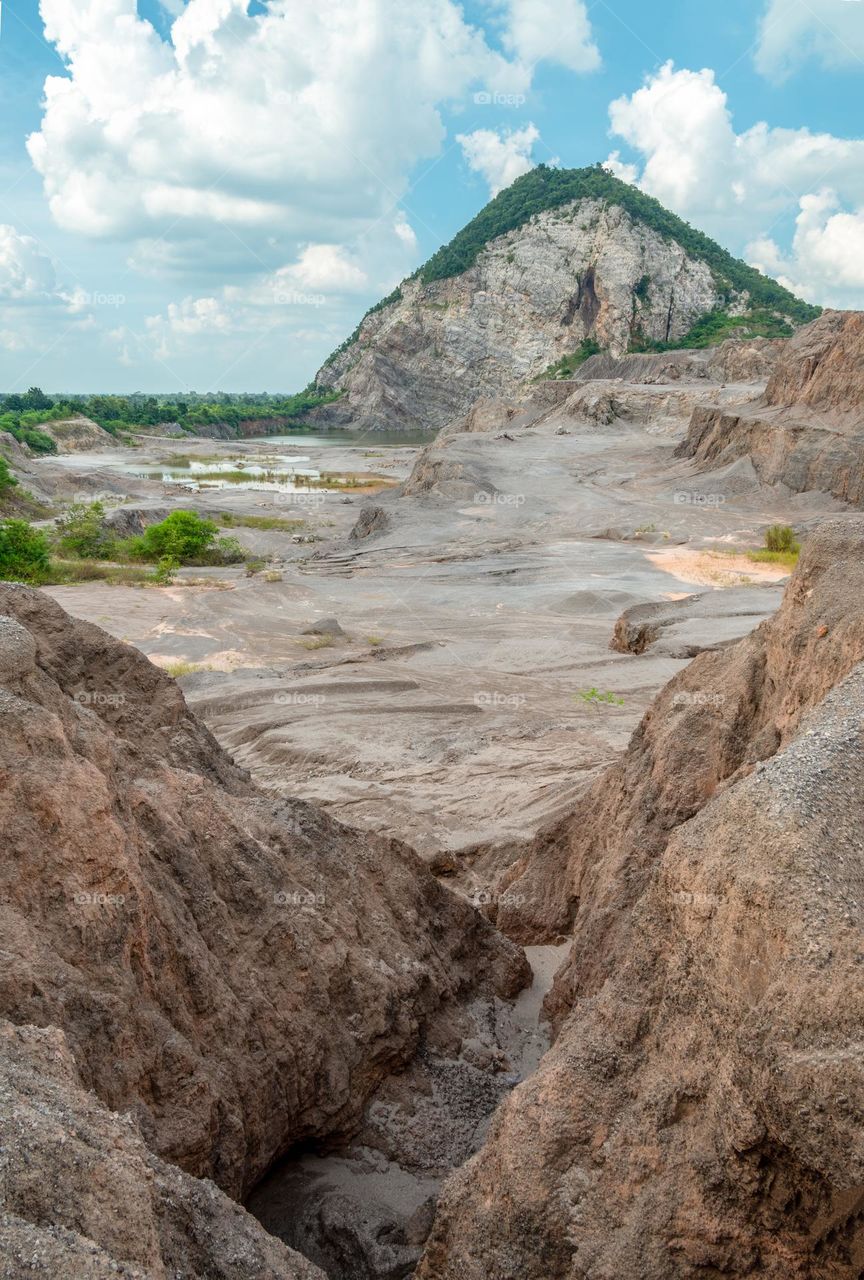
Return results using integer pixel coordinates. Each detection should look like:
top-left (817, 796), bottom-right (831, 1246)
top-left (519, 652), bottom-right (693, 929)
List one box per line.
top-left (677, 311), bottom-right (864, 507)
top-left (0, 585), bottom-right (527, 1224)
top-left (418, 517), bottom-right (864, 1278)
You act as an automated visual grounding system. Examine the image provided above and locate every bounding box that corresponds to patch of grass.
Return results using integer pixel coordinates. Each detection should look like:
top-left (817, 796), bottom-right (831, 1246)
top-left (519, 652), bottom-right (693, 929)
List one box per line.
top-left (575, 687), bottom-right (624, 706)
top-left (304, 472), bottom-right (395, 490)
top-left (297, 634), bottom-right (335, 650)
top-left (163, 660), bottom-right (212, 678)
top-left (39, 559), bottom-right (156, 586)
top-left (743, 524), bottom-right (800, 569)
top-left (747, 548), bottom-right (800, 568)
top-left (367, 634), bottom-right (384, 646)
top-left (218, 512), bottom-right (304, 532)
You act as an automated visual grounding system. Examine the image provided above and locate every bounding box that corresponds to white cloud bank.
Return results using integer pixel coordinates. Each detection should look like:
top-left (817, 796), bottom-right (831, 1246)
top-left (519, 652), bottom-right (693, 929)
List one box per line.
top-left (755, 0), bottom-right (864, 79)
top-left (25, 0), bottom-right (597, 372)
top-left (29, 0), bottom-right (594, 256)
top-left (605, 61), bottom-right (864, 307)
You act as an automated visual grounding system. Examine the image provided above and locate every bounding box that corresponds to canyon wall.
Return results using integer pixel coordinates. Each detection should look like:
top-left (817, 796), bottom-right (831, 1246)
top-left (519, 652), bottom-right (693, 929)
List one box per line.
top-left (676, 311), bottom-right (864, 507)
top-left (418, 517), bottom-right (864, 1278)
top-left (0, 585), bottom-right (527, 1211)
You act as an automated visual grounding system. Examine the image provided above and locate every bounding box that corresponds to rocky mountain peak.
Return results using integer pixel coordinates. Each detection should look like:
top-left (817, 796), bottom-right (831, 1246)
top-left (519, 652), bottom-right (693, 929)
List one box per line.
top-left (312, 165), bottom-right (819, 433)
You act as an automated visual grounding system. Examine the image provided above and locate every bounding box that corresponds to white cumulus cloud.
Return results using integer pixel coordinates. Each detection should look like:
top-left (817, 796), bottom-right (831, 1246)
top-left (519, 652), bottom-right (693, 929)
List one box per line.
top-left (0, 224), bottom-right (60, 303)
top-left (28, 0), bottom-right (592, 267)
top-left (457, 124), bottom-right (540, 196)
top-left (747, 191), bottom-right (864, 305)
top-left (275, 245), bottom-right (368, 294)
top-left (502, 0), bottom-right (600, 73)
top-left (605, 61), bottom-right (864, 306)
top-left (755, 0), bottom-right (864, 79)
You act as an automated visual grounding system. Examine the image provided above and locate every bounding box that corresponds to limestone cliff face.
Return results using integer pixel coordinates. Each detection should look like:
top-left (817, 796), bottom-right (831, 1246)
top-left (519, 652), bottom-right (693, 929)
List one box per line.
top-left (314, 200), bottom-right (729, 432)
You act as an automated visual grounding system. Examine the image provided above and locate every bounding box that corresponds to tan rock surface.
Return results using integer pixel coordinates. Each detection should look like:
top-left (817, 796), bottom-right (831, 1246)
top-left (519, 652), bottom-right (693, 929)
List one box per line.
top-left (0, 584), bottom-right (527, 1207)
top-left (677, 311), bottom-right (864, 506)
top-left (0, 1020), bottom-right (324, 1280)
top-left (762, 309), bottom-right (864, 418)
top-left (418, 517), bottom-right (864, 1278)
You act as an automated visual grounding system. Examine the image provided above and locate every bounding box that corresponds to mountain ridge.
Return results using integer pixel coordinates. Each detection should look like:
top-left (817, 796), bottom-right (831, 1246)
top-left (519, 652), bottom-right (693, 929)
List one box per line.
top-left (312, 165), bottom-right (820, 431)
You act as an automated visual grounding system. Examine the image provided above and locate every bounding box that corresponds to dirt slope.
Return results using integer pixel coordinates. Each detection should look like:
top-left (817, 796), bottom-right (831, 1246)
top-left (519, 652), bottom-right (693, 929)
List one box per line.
top-left (419, 517), bottom-right (864, 1279)
top-left (676, 311), bottom-right (864, 506)
top-left (0, 584), bottom-right (527, 1207)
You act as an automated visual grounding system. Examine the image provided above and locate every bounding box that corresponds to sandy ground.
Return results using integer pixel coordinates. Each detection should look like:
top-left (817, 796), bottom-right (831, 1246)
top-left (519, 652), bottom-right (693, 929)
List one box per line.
top-left (36, 387), bottom-right (846, 873)
top-left (647, 545), bottom-right (792, 587)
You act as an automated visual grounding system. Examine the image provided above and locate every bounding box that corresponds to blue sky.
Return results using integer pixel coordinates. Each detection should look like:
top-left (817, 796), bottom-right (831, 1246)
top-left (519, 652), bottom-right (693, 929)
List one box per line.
top-left (0, 0), bottom-right (862, 393)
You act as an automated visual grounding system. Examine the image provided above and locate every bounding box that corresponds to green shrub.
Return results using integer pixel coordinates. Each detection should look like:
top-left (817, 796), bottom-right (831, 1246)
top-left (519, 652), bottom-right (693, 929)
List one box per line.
top-left (538, 337), bottom-right (602, 380)
top-left (130, 511), bottom-right (219, 562)
top-left (0, 519), bottom-right (51, 583)
top-left (56, 501), bottom-right (114, 559)
top-left (765, 524), bottom-right (799, 554)
top-left (0, 458), bottom-right (18, 495)
top-left (124, 511), bottom-right (244, 566)
top-left (154, 556), bottom-right (179, 584)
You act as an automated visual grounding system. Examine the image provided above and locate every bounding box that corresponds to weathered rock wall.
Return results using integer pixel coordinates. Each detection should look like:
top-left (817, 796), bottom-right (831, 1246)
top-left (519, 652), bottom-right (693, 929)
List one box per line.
top-left (0, 586), bottom-right (527, 1207)
top-left (418, 518), bottom-right (864, 1279)
top-left (314, 199), bottom-right (727, 431)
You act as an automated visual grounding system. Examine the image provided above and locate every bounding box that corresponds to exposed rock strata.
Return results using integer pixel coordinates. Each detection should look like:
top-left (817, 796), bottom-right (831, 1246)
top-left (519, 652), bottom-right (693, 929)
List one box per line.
top-left (610, 585), bottom-right (784, 658)
top-left (676, 311), bottom-right (864, 506)
top-left (0, 585), bottom-right (527, 1212)
top-left (418, 517), bottom-right (864, 1278)
top-left (314, 200), bottom-right (731, 432)
top-left (577, 335), bottom-right (783, 385)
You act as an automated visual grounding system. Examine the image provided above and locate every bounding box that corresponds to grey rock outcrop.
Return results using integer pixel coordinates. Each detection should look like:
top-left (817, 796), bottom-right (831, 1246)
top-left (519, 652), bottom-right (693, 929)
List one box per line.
top-left (676, 311), bottom-right (864, 507)
top-left (314, 200), bottom-right (732, 432)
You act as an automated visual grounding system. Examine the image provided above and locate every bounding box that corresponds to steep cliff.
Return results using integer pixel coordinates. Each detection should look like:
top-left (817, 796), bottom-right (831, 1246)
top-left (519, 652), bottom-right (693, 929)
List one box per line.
top-left (418, 517), bottom-right (864, 1279)
top-left (313, 166), bottom-right (817, 431)
top-left (0, 585), bottom-right (527, 1215)
top-left (676, 310), bottom-right (864, 506)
